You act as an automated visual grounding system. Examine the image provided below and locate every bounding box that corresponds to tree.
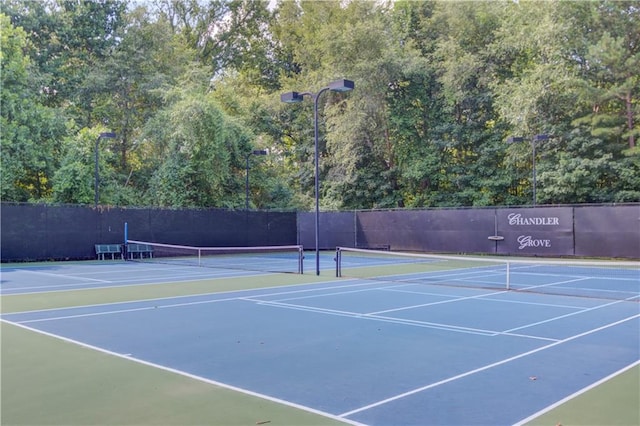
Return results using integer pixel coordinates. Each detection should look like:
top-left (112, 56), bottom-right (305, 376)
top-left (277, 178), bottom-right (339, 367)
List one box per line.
top-left (492, 2), bottom-right (638, 203)
top-left (2, 0), bottom-right (126, 122)
top-left (413, 1), bottom-right (510, 207)
top-left (3, 0), bottom-right (639, 208)
top-left (142, 68), bottom-right (254, 208)
top-left (1, 13), bottom-right (67, 201)
top-left (272, 1), bottom-right (409, 209)
top-left (571, 2), bottom-right (640, 149)
top-left (88, 5), bottom-right (197, 199)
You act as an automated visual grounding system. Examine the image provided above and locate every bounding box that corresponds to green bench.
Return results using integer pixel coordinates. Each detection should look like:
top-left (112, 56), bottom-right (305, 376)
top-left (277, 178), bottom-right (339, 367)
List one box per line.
top-left (127, 243), bottom-right (154, 259)
top-left (95, 244), bottom-right (123, 260)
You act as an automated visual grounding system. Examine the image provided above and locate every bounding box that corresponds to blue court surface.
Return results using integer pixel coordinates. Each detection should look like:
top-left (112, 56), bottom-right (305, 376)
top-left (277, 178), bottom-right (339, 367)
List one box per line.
top-left (1, 253), bottom-right (639, 426)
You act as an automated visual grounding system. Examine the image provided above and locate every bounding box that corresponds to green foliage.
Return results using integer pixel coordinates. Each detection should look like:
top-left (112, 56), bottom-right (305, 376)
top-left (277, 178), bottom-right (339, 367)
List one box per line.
top-left (2, 1), bottom-right (639, 209)
top-left (143, 82), bottom-right (253, 208)
top-left (1, 13), bottom-right (68, 201)
top-left (51, 128), bottom-right (115, 204)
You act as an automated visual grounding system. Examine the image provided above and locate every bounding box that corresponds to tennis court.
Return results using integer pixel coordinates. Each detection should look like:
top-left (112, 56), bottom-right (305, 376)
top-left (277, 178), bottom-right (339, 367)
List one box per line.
top-left (1, 248), bottom-right (639, 425)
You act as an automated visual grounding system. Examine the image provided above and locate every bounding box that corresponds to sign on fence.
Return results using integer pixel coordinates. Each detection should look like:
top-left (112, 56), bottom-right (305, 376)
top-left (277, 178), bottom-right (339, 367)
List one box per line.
top-left (496, 207), bottom-right (574, 256)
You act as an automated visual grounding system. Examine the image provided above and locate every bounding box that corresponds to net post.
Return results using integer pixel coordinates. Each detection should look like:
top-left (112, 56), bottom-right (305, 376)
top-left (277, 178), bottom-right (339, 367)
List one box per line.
top-left (336, 247), bottom-right (342, 277)
top-left (198, 248), bottom-right (202, 267)
top-left (123, 222), bottom-right (128, 261)
top-left (506, 261), bottom-right (511, 290)
top-left (298, 246), bottom-right (304, 274)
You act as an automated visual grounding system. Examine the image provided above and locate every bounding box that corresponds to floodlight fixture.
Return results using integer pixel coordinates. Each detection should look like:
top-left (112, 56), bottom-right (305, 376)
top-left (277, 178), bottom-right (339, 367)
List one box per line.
top-left (328, 79), bottom-right (355, 92)
top-left (507, 136), bottom-right (524, 144)
top-left (280, 92), bottom-right (304, 103)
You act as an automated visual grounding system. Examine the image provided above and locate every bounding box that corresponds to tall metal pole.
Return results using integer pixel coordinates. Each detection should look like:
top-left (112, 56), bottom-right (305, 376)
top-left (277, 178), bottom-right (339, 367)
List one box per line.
top-left (507, 134), bottom-right (548, 207)
top-left (313, 93), bottom-right (321, 275)
top-left (532, 140), bottom-right (536, 206)
top-left (94, 136), bottom-right (100, 207)
top-left (245, 155), bottom-right (250, 210)
top-left (281, 80), bottom-right (354, 276)
top-left (94, 132), bottom-right (115, 207)
top-left (312, 87), bottom-right (331, 276)
top-left (245, 150), bottom-right (266, 211)
top-left (530, 134), bottom-right (548, 207)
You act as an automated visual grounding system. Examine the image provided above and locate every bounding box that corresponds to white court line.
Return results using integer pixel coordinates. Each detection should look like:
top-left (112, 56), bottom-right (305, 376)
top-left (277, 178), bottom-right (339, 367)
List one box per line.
top-left (11, 276), bottom-right (583, 340)
top-left (338, 313), bottom-right (640, 418)
top-left (269, 286), bottom-right (387, 302)
top-left (367, 288), bottom-right (510, 315)
top-left (1, 278), bottom-right (369, 316)
top-left (9, 275), bottom-right (627, 347)
top-left (5, 275), bottom-right (205, 294)
top-left (6, 291), bottom-right (255, 320)
top-left (1, 270), bottom-right (256, 295)
top-left (368, 286), bottom-right (588, 316)
top-left (375, 286), bottom-right (587, 310)
top-left (501, 294), bottom-right (640, 334)
top-left (9, 274), bottom-right (621, 343)
top-left (478, 297), bottom-right (587, 310)
top-left (368, 312), bottom-right (559, 341)
top-left (1, 319), bottom-right (365, 426)
top-left (266, 276), bottom-right (584, 314)
top-left (11, 287), bottom-right (385, 325)
top-left (394, 270), bottom-right (507, 286)
top-left (512, 359), bottom-right (640, 426)
top-left (519, 276), bottom-right (593, 292)
top-left (517, 275), bottom-right (640, 299)
top-left (2, 261), bottom-right (284, 295)
top-left (252, 298), bottom-right (499, 336)
top-left (20, 269), bottom-right (112, 283)
top-left (15, 294), bottom-right (256, 324)
top-left (253, 298), bottom-right (542, 338)
top-left (250, 286), bottom-right (577, 342)
top-left (17, 306), bottom-right (162, 323)
top-left (512, 265), bottom-right (640, 282)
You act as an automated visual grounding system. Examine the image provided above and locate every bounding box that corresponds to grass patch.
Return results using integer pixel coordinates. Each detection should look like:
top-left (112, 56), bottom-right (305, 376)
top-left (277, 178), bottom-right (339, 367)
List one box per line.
top-left (524, 362), bottom-right (640, 426)
top-left (1, 272), bottom-right (333, 313)
top-left (1, 321), bottom-right (347, 426)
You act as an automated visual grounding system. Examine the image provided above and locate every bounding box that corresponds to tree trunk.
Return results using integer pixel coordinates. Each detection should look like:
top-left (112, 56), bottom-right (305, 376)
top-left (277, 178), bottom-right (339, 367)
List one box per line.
top-left (625, 92), bottom-right (635, 148)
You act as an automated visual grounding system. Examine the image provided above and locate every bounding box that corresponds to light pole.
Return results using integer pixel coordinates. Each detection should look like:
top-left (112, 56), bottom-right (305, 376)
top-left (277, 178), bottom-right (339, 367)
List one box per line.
top-left (245, 149), bottom-right (267, 210)
top-left (95, 132), bottom-right (116, 207)
top-left (507, 134), bottom-right (549, 206)
top-left (281, 79), bottom-right (355, 275)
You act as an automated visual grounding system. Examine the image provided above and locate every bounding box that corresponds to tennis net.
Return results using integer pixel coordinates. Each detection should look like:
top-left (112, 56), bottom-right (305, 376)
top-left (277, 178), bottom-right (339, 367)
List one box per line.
top-left (335, 247), bottom-right (640, 301)
top-left (126, 240), bottom-right (304, 274)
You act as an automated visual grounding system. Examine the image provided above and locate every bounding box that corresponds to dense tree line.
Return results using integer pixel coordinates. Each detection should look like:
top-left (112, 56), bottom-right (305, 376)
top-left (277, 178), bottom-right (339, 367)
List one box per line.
top-left (2, 0), bottom-right (638, 210)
